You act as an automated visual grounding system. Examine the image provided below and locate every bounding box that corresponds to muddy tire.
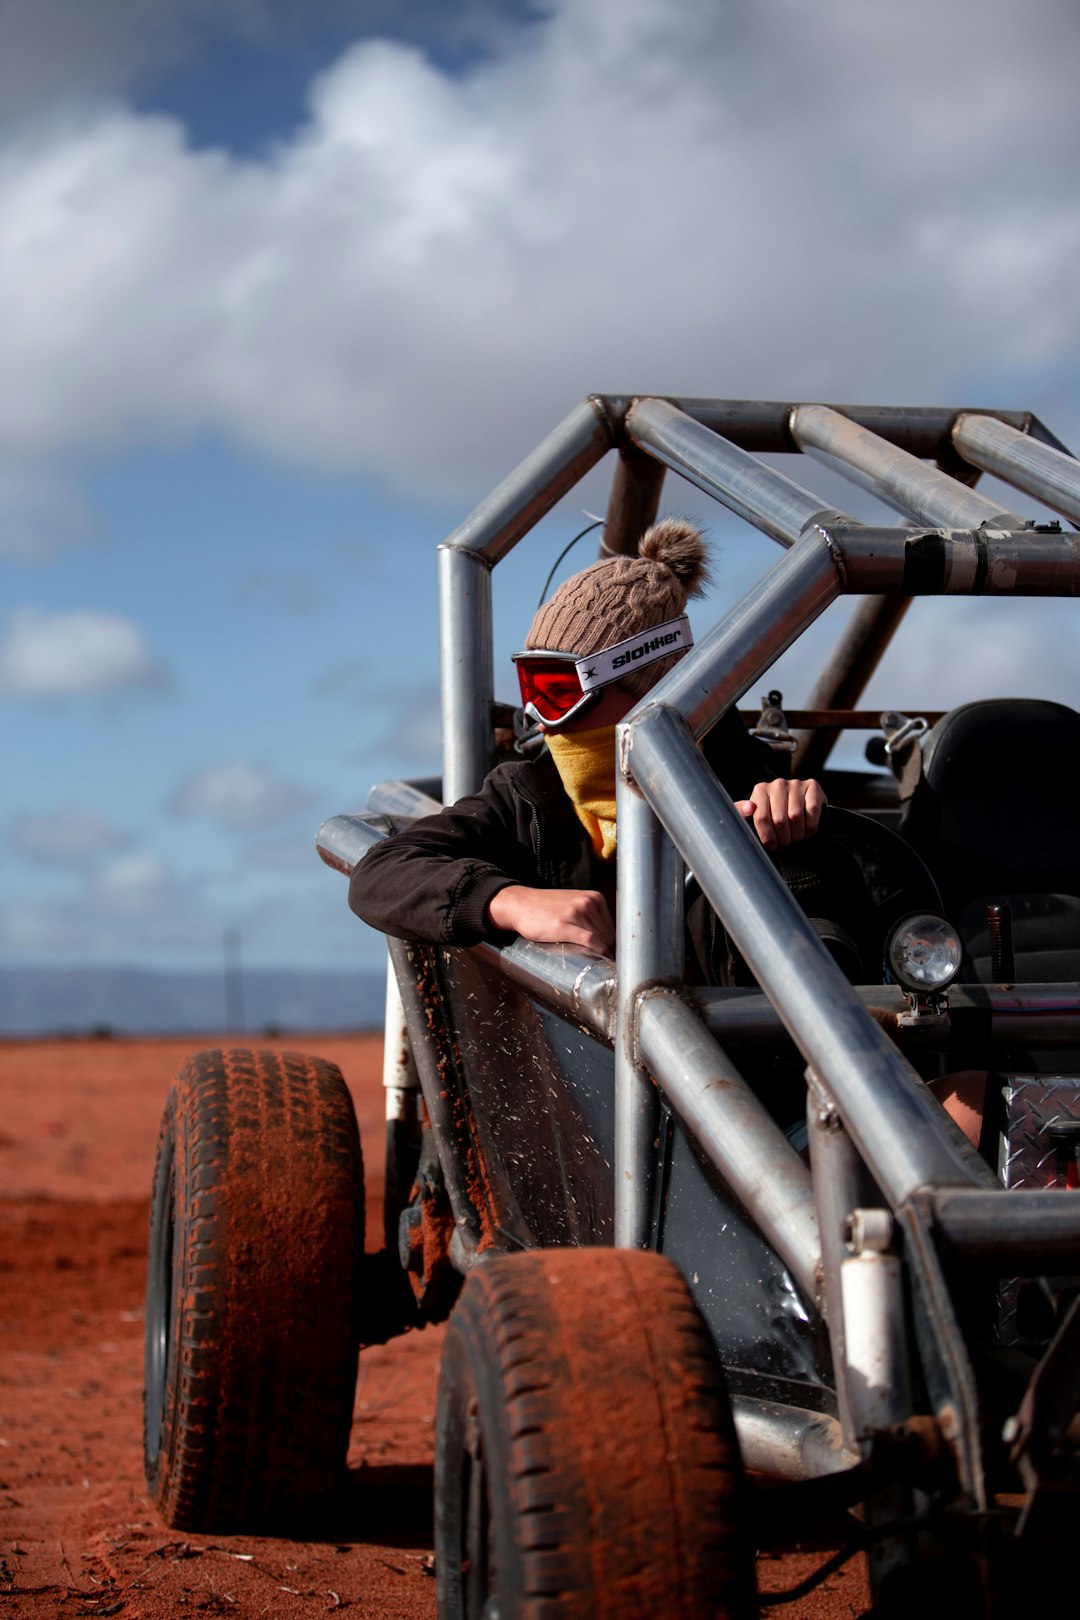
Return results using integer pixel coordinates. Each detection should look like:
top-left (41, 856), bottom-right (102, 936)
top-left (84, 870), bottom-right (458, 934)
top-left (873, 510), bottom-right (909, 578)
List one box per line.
top-left (144, 1047), bottom-right (363, 1531)
top-left (434, 1247), bottom-right (756, 1620)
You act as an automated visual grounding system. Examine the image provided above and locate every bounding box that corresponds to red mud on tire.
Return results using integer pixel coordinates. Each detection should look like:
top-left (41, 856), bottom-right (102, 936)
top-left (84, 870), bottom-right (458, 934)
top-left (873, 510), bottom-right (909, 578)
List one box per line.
top-left (0, 1034), bottom-right (864, 1618)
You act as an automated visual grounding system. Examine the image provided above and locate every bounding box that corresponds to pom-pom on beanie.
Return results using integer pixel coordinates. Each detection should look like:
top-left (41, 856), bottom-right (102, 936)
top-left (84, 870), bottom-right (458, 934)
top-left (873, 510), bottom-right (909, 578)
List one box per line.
top-left (525, 518), bottom-right (712, 698)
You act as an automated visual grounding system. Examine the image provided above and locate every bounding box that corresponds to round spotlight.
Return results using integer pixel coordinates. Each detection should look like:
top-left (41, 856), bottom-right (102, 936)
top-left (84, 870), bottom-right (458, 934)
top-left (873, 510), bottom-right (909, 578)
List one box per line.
top-left (886, 913), bottom-right (962, 994)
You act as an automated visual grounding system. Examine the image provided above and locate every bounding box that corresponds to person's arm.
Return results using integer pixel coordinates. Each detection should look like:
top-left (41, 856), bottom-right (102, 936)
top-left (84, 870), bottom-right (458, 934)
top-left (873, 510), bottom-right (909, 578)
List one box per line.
top-left (487, 885), bottom-right (614, 953)
top-left (734, 777), bottom-right (826, 850)
top-left (349, 767), bottom-right (532, 946)
top-left (703, 706), bottom-right (826, 849)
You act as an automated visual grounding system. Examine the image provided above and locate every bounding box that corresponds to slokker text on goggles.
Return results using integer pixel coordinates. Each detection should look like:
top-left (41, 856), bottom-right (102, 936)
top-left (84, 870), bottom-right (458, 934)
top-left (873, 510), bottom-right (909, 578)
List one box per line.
top-left (512, 614), bottom-right (692, 731)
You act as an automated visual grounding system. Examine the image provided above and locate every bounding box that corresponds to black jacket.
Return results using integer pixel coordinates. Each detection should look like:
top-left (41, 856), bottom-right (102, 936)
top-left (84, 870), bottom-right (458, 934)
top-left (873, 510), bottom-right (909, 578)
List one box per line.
top-left (349, 709), bottom-right (783, 956)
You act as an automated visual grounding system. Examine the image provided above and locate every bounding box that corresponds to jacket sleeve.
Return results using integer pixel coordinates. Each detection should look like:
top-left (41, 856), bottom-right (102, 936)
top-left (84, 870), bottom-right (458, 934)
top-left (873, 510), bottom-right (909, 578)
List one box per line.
top-left (348, 766), bottom-right (534, 946)
top-left (702, 706), bottom-right (789, 799)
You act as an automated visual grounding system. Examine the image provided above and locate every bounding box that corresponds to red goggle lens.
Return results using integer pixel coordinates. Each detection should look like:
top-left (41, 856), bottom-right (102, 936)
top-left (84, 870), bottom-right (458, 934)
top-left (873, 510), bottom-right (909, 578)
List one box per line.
top-left (516, 657), bottom-right (585, 722)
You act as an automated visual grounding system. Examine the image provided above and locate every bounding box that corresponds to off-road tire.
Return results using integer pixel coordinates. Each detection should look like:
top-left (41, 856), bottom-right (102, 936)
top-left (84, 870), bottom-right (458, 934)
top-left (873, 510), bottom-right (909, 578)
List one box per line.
top-left (144, 1047), bottom-right (363, 1531)
top-left (435, 1246), bottom-right (757, 1619)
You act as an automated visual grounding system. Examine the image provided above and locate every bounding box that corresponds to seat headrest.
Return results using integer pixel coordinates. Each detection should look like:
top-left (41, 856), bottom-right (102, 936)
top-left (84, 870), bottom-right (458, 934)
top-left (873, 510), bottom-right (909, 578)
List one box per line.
top-left (901, 698), bottom-right (1080, 910)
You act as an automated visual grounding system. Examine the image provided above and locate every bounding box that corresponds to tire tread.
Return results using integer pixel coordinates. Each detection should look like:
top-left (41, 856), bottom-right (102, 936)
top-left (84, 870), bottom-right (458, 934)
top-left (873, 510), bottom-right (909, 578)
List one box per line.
top-left (144, 1047), bottom-right (363, 1531)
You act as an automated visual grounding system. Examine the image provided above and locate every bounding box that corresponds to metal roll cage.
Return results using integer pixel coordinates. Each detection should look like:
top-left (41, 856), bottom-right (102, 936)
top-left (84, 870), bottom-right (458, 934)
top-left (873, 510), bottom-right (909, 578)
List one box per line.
top-left (318, 395), bottom-right (1080, 1500)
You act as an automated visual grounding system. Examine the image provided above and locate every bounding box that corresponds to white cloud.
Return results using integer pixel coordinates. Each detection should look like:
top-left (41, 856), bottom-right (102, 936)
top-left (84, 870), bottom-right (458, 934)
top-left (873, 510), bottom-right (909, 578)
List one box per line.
top-left (10, 805), bottom-right (128, 868)
top-left (91, 851), bottom-right (171, 912)
top-left (0, 608), bottom-right (165, 695)
top-left (0, 457), bottom-right (91, 558)
top-left (169, 759), bottom-right (312, 827)
top-left (865, 596), bottom-right (1080, 713)
top-left (0, 0), bottom-right (1078, 556)
top-left (0, 853), bottom-right (220, 960)
top-left (0, 0), bottom-right (229, 136)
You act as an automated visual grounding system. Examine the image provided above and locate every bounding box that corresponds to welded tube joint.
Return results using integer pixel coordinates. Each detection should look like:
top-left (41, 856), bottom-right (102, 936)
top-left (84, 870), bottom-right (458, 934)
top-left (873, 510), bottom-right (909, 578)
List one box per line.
top-left (626, 396), bottom-right (852, 548)
top-left (826, 525), bottom-right (1080, 597)
top-left (640, 527), bottom-right (843, 740)
top-left (636, 987), bottom-right (821, 1302)
top-left (625, 701), bottom-right (994, 1206)
top-left (441, 398), bottom-right (612, 563)
top-left (953, 412), bottom-right (1080, 527)
top-left (790, 403), bottom-right (1024, 529)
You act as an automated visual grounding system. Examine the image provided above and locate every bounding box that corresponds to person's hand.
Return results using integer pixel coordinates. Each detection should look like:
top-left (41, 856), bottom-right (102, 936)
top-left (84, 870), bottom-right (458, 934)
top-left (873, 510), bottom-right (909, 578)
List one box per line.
top-left (487, 885), bottom-right (615, 953)
top-left (734, 778), bottom-right (826, 851)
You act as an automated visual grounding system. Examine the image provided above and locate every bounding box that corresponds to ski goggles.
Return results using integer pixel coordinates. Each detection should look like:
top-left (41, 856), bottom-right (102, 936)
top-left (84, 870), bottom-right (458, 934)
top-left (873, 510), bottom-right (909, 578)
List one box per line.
top-left (512, 614), bottom-right (692, 730)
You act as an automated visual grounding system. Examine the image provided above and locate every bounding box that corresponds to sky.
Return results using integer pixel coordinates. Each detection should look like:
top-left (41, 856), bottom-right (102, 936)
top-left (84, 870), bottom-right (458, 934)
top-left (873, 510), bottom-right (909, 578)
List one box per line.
top-left (1, 0), bottom-right (1079, 983)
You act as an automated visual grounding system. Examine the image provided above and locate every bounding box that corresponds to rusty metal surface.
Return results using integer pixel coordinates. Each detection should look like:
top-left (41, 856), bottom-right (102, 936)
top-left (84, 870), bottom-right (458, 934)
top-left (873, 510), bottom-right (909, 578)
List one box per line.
top-left (591, 396), bottom-right (1039, 457)
top-left (601, 447), bottom-right (665, 556)
top-left (626, 396), bottom-right (853, 547)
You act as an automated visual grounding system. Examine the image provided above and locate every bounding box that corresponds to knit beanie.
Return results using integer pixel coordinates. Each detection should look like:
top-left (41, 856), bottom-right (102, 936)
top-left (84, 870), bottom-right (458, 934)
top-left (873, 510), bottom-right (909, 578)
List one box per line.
top-left (525, 518), bottom-right (712, 698)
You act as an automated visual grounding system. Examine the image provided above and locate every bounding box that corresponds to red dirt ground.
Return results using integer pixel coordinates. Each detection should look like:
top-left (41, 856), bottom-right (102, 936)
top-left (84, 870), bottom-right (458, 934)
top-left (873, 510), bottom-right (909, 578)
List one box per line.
top-left (0, 1035), bottom-right (867, 1619)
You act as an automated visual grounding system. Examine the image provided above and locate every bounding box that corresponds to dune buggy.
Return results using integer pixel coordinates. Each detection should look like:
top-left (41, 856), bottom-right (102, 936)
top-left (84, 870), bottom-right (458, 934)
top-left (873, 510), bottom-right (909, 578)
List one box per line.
top-left (145, 396), bottom-right (1080, 1617)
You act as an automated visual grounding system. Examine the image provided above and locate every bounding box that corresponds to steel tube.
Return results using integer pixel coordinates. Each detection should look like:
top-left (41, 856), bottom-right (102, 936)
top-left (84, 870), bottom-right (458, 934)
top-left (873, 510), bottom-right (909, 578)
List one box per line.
top-left (319, 812), bottom-right (1080, 1055)
top-left (626, 704), bottom-right (998, 1208)
top-left (626, 397), bottom-right (853, 547)
top-left (637, 989), bottom-right (821, 1302)
top-left (365, 780), bottom-right (442, 818)
top-left (839, 1239), bottom-right (915, 1592)
top-left (954, 412), bottom-right (1080, 527)
top-left (932, 1187), bottom-right (1080, 1269)
top-left (315, 812), bottom-right (386, 876)
top-left (731, 1396), bottom-right (857, 1480)
top-left (807, 1077), bottom-right (877, 1448)
top-left (442, 399), bottom-right (612, 563)
top-left (382, 962), bottom-right (420, 1093)
top-left (647, 528), bottom-right (842, 741)
top-left (317, 822), bottom-right (1080, 1052)
top-left (439, 545), bottom-right (493, 801)
top-left (594, 398), bottom-right (1034, 457)
top-left (386, 937), bottom-right (483, 1251)
top-left (671, 400), bottom-right (1032, 457)
top-left (699, 982), bottom-right (1080, 1051)
top-left (475, 938), bottom-right (617, 1041)
top-left (793, 594), bottom-right (912, 777)
top-left (613, 781), bottom-right (683, 1249)
top-left (840, 1250), bottom-right (911, 1440)
top-left (831, 524), bottom-right (1080, 596)
top-left (602, 448), bottom-right (665, 557)
top-left (791, 404), bottom-right (1025, 528)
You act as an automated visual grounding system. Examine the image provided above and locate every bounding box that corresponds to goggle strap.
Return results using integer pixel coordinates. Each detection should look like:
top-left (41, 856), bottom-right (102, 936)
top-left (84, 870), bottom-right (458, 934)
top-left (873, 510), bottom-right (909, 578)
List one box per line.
top-left (574, 615), bottom-right (692, 692)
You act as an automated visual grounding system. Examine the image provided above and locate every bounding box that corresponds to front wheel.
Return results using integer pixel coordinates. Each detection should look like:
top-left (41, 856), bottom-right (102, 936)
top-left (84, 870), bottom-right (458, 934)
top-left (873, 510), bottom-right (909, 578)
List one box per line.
top-left (144, 1046), bottom-right (364, 1530)
top-left (435, 1247), bottom-right (756, 1619)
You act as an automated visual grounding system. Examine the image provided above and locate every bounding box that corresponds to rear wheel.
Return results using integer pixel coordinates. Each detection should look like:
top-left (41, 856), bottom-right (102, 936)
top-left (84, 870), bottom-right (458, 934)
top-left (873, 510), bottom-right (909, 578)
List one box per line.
top-left (435, 1247), bottom-right (756, 1619)
top-left (144, 1046), bottom-right (364, 1530)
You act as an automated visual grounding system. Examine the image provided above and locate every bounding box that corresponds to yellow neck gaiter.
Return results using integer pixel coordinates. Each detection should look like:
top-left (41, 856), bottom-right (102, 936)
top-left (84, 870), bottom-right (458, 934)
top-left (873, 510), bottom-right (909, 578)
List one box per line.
top-left (545, 724), bottom-right (618, 860)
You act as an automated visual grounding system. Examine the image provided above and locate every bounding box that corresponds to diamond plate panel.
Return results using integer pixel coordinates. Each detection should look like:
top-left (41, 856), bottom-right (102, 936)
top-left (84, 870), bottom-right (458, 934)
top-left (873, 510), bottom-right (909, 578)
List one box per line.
top-left (997, 1074), bottom-right (1080, 1345)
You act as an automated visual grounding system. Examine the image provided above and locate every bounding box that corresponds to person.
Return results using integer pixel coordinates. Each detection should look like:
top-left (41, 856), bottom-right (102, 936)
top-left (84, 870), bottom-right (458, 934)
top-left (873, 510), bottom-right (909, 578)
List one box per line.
top-left (350, 518), bottom-right (827, 977)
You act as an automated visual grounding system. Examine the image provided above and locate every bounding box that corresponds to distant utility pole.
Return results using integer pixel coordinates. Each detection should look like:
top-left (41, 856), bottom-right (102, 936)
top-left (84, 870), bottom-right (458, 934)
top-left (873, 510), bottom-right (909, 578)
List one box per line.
top-left (224, 928), bottom-right (244, 1034)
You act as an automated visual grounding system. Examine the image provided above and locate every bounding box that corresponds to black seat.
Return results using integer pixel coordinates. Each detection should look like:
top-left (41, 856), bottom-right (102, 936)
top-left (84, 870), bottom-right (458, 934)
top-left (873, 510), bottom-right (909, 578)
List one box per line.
top-left (899, 699), bottom-right (1080, 982)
